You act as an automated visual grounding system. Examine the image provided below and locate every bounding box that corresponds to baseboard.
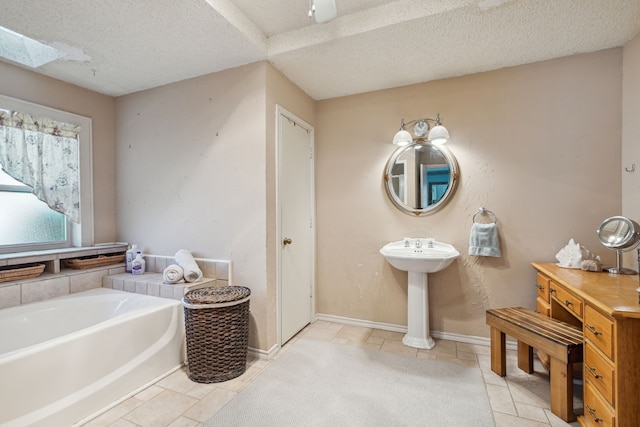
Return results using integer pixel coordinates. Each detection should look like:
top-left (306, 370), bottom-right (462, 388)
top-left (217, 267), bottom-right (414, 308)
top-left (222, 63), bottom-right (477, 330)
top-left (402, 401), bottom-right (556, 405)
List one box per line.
top-left (316, 313), bottom-right (517, 351)
top-left (248, 343), bottom-right (280, 360)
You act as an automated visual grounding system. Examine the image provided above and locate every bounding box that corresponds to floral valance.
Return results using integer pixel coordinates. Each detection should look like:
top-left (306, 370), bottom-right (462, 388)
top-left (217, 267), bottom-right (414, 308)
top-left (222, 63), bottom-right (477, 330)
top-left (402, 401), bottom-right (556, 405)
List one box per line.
top-left (0, 110), bottom-right (81, 223)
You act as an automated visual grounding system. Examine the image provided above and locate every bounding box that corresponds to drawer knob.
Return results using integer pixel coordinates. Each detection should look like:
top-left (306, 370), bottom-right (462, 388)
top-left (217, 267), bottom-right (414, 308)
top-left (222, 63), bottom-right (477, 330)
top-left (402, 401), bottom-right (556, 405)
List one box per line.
top-left (564, 300), bottom-right (573, 307)
top-left (550, 288), bottom-right (556, 294)
top-left (585, 324), bottom-right (601, 335)
top-left (536, 285), bottom-right (544, 290)
top-left (586, 405), bottom-right (603, 423)
top-left (585, 364), bottom-right (602, 379)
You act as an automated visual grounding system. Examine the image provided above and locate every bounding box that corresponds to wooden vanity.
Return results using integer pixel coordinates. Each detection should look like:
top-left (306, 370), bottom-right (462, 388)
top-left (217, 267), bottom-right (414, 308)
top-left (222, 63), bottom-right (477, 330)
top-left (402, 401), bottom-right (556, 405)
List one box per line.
top-left (532, 262), bottom-right (640, 427)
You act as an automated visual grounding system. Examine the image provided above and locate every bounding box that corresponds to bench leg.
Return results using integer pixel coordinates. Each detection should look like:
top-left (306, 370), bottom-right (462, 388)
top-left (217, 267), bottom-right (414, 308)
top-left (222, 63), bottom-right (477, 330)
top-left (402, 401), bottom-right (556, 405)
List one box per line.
top-left (517, 341), bottom-right (534, 373)
top-left (490, 327), bottom-right (506, 376)
top-left (549, 357), bottom-right (575, 422)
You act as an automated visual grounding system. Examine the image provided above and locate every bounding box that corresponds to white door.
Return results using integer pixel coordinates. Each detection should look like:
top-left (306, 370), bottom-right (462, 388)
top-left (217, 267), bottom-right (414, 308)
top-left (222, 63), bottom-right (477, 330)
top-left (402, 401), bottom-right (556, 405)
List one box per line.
top-left (277, 106), bottom-right (314, 344)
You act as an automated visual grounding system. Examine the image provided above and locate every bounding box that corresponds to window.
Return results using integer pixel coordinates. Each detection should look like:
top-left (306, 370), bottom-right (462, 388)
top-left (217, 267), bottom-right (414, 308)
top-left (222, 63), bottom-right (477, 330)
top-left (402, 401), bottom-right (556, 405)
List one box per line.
top-left (0, 164), bottom-right (69, 250)
top-left (0, 94), bottom-right (93, 254)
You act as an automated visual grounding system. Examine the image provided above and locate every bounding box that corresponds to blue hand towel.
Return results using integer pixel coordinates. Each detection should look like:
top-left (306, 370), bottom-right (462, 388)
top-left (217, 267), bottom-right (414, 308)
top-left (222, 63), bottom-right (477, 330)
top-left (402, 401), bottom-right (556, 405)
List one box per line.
top-left (469, 223), bottom-right (501, 257)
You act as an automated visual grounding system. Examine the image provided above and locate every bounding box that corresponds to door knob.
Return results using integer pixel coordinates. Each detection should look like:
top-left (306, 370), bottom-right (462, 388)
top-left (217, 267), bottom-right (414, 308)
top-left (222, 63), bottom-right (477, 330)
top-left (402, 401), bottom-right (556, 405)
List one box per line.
top-left (283, 237), bottom-right (292, 245)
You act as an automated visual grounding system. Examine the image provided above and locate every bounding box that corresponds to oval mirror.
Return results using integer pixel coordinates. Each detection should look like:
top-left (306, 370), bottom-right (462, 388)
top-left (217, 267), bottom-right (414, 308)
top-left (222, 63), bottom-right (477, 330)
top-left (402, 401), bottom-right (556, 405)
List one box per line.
top-left (383, 141), bottom-right (459, 216)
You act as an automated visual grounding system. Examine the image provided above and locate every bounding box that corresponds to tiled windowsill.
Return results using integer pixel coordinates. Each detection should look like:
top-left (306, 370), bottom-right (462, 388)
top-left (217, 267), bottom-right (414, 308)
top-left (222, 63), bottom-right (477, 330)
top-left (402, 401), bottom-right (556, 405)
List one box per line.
top-left (0, 243), bottom-right (129, 273)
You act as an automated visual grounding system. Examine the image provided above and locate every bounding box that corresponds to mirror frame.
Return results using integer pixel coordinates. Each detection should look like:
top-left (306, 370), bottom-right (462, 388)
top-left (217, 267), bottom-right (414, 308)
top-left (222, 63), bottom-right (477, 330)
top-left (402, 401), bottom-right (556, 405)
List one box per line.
top-left (383, 140), bottom-right (459, 216)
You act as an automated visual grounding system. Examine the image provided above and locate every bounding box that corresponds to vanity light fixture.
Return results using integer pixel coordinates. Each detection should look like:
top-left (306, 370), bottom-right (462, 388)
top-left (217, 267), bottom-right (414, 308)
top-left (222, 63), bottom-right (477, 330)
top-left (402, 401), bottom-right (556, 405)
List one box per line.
top-left (392, 114), bottom-right (450, 146)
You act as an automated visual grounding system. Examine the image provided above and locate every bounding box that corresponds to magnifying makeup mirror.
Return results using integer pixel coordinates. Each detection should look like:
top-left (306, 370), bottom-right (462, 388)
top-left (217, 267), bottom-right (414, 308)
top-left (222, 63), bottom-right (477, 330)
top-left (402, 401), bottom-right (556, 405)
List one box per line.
top-left (597, 216), bottom-right (640, 274)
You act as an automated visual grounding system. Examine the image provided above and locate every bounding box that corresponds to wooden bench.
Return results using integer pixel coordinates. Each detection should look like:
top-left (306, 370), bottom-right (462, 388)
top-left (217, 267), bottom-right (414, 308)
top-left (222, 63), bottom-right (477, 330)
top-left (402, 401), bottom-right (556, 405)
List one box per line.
top-left (486, 307), bottom-right (583, 422)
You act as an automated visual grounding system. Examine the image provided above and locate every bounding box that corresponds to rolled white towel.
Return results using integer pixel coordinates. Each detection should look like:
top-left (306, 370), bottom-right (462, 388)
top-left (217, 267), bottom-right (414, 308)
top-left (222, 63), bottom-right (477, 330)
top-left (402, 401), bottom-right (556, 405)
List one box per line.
top-left (163, 264), bottom-right (184, 284)
top-left (175, 249), bottom-right (203, 283)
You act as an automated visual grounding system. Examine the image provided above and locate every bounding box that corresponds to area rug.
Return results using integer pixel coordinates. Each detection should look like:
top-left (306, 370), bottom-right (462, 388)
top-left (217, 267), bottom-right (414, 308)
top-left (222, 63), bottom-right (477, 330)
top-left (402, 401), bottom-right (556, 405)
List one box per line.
top-left (206, 338), bottom-right (494, 426)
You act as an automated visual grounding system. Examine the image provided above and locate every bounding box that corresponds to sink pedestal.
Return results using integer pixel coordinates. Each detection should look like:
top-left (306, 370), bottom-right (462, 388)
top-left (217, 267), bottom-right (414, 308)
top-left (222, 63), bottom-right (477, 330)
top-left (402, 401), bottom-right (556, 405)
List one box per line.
top-left (403, 271), bottom-right (435, 349)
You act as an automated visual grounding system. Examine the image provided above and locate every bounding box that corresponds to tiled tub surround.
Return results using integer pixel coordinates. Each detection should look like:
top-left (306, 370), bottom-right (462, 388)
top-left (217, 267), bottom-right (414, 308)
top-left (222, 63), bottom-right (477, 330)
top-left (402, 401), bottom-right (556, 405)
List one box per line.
top-left (103, 255), bottom-right (231, 300)
top-left (0, 288), bottom-right (185, 427)
top-left (0, 248), bottom-right (232, 309)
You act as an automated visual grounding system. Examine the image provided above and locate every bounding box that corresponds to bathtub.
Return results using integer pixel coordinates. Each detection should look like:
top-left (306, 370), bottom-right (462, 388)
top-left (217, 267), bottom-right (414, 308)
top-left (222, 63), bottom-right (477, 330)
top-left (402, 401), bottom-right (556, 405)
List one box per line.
top-left (0, 288), bottom-right (185, 427)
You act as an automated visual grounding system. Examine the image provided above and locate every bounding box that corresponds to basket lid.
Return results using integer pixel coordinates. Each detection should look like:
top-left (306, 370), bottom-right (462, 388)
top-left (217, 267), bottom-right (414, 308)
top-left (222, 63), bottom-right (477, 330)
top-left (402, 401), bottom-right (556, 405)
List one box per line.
top-left (184, 286), bottom-right (250, 305)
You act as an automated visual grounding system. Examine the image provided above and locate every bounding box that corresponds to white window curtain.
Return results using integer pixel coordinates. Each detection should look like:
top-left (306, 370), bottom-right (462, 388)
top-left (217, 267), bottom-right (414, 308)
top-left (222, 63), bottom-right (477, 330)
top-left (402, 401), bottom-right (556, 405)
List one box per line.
top-left (0, 110), bottom-right (81, 223)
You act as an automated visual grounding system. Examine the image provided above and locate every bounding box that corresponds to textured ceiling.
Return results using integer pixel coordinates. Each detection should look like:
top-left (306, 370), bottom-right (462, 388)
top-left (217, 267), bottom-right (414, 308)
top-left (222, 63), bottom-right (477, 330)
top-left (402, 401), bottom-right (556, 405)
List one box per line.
top-left (0, 0), bottom-right (639, 100)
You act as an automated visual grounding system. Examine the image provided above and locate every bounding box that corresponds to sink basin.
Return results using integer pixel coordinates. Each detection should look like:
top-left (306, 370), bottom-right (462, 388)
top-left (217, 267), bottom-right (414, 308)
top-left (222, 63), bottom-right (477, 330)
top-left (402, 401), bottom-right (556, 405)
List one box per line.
top-left (379, 239), bottom-right (460, 273)
top-left (380, 238), bottom-right (460, 349)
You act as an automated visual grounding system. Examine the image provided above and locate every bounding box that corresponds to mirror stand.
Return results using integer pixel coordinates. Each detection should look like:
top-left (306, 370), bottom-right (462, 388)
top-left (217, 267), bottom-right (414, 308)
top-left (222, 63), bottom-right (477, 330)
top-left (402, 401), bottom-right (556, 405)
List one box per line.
top-left (606, 249), bottom-right (637, 275)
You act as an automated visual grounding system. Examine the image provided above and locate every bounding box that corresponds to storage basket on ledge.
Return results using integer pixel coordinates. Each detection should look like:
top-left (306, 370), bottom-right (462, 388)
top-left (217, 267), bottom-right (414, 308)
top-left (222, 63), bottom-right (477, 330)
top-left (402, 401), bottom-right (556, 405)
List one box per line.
top-left (183, 286), bottom-right (251, 383)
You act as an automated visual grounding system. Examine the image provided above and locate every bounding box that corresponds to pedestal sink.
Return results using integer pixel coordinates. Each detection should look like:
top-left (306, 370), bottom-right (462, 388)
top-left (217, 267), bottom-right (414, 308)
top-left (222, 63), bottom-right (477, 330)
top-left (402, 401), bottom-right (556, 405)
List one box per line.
top-left (380, 238), bottom-right (460, 349)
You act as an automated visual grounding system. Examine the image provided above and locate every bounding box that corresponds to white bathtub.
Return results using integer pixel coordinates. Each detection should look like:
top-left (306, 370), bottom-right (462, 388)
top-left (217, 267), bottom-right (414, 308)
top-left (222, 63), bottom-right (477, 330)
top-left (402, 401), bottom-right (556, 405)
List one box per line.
top-left (0, 288), bottom-right (185, 427)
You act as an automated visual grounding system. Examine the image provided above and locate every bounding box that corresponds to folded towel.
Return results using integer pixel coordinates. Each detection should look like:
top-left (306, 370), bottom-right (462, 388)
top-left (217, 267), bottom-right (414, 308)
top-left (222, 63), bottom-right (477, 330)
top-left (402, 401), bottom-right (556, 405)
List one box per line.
top-left (469, 223), bottom-right (501, 257)
top-left (163, 264), bottom-right (184, 284)
top-left (175, 249), bottom-right (203, 283)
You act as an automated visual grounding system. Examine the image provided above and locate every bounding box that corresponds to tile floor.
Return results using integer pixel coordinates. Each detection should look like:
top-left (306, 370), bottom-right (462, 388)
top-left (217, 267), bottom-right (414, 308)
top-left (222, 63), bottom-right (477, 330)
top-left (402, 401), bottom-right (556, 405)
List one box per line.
top-left (82, 321), bottom-right (582, 427)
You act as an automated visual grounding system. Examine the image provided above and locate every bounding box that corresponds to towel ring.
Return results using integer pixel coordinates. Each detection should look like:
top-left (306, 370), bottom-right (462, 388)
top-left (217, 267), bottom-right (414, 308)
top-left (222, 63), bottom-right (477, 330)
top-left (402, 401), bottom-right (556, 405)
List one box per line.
top-left (473, 207), bottom-right (497, 224)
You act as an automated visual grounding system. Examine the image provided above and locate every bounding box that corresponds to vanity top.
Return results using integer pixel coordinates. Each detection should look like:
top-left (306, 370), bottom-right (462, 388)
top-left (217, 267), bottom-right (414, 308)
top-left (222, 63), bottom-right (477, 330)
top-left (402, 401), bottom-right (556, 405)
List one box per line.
top-left (532, 262), bottom-right (640, 319)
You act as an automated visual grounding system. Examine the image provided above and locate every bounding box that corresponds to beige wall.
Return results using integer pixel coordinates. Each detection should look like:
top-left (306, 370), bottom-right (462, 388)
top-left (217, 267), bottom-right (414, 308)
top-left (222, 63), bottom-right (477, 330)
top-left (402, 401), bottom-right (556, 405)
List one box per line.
top-left (1, 43), bottom-right (633, 346)
top-left (115, 62), bottom-right (314, 352)
top-left (316, 49), bottom-right (622, 338)
top-left (0, 62), bottom-right (117, 244)
top-left (622, 34), bottom-right (640, 271)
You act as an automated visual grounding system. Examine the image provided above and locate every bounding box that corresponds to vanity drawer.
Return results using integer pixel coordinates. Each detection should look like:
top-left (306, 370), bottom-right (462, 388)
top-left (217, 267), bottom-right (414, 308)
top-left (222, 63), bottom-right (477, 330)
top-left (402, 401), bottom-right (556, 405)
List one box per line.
top-left (584, 342), bottom-right (615, 406)
top-left (583, 380), bottom-right (615, 427)
top-left (584, 305), bottom-right (614, 360)
top-left (535, 297), bottom-right (550, 317)
top-left (550, 284), bottom-right (583, 319)
top-left (536, 273), bottom-right (550, 302)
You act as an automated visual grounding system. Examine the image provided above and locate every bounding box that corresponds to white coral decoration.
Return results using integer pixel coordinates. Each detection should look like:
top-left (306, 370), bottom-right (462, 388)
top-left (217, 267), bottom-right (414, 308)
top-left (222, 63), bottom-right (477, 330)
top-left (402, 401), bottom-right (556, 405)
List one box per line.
top-left (555, 238), bottom-right (598, 268)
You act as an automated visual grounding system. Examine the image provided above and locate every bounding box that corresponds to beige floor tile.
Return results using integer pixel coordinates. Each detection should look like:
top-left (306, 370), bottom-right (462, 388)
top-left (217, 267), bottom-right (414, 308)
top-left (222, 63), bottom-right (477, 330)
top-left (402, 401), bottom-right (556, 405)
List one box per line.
top-left (301, 326), bottom-right (340, 341)
top-left (380, 339), bottom-right (418, 357)
top-left (184, 382), bottom-right (218, 399)
top-left (166, 416), bottom-right (203, 427)
top-left (183, 388), bottom-right (237, 422)
top-left (82, 397), bottom-right (144, 427)
top-left (135, 385), bottom-right (165, 402)
top-left (481, 369), bottom-right (508, 386)
top-left (335, 325), bottom-right (372, 343)
top-left (456, 342), bottom-right (492, 355)
top-left (365, 335), bottom-right (385, 345)
top-left (516, 401), bottom-right (551, 423)
top-left (544, 408), bottom-right (580, 427)
top-left (456, 349), bottom-right (479, 361)
top-left (348, 340), bottom-right (382, 351)
top-left (369, 329), bottom-right (404, 341)
top-left (493, 411), bottom-right (550, 427)
top-left (215, 366), bottom-right (262, 392)
top-left (108, 419), bottom-right (138, 427)
top-left (418, 339), bottom-right (456, 358)
top-left (123, 389), bottom-right (199, 427)
top-left (435, 354), bottom-right (479, 368)
top-left (486, 383), bottom-right (517, 415)
top-left (416, 351), bottom-right (437, 360)
top-left (156, 369), bottom-right (198, 394)
top-left (331, 337), bottom-right (349, 345)
top-left (507, 377), bottom-right (551, 409)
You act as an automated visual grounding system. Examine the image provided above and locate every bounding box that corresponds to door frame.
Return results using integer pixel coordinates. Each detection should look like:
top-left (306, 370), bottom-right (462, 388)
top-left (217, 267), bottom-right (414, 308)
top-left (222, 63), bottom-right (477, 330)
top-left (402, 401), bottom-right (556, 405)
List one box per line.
top-left (275, 105), bottom-right (316, 347)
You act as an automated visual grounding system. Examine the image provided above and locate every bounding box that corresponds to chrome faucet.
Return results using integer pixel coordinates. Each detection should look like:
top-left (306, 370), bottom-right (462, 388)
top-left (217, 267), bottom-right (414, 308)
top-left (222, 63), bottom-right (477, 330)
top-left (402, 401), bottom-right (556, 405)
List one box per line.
top-left (415, 239), bottom-right (422, 249)
top-left (426, 238), bottom-right (434, 248)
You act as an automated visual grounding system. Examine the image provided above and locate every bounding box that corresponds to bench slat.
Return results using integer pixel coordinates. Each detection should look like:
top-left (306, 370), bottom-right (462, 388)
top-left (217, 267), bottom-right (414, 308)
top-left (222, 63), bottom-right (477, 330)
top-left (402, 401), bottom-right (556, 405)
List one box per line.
top-left (497, 308), bottom-right (582, 344)
top-left (486, 307), bottom-right (583, 363)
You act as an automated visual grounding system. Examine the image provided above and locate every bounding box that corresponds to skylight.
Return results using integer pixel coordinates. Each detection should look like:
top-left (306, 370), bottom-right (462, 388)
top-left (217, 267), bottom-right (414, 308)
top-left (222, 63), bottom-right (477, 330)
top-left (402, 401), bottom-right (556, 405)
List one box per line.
top-left (0, 25), bottom-right (65, 68)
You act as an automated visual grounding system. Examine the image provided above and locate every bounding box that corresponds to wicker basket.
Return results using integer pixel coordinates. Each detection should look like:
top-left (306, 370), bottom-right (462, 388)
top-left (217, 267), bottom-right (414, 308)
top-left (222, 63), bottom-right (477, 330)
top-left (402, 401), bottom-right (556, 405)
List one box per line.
top-left (62, 253), bottom-right (125, 269)
top-left (183, 286), bottom-right (251, 383)
top-left (0, 263), bottom-right (45, 283)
